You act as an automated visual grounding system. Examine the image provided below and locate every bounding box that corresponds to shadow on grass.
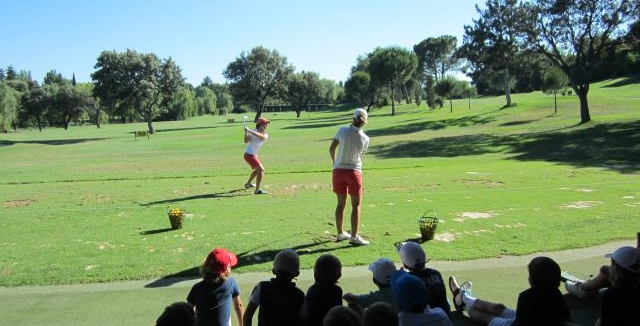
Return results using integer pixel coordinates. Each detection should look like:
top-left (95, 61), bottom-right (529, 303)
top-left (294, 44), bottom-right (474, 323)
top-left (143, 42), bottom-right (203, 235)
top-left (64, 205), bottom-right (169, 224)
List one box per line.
top-left (0, 138), bottom-right (106, 147)
top-left (602, 74), bottom-right (640, 88)
top-left (498, 119), bottom-right (538, 127)
top-left (140, 188), bottom-right (250, 206)
top-left (144, 237), bottom-right (357, 288)
top-left (370, 120), bottom-right (640, 173)
top-left (139, 228), bottom-right (174, 235)
top-left (366, 110), bottom-right (500, 138)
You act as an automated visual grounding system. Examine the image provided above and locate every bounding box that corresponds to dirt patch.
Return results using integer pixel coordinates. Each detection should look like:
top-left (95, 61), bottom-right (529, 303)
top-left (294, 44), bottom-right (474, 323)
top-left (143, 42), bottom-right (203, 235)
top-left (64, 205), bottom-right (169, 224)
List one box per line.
top-left (434, 232), bottom-right (456, 242)
top-left (456, 179), bottom-right (504, 187)
top-left (3, 199), bottom-right (35, 208)
top-left (561, 201), bottom-right (603, 209)
top-left (453, 211), bottom-right (497, 222)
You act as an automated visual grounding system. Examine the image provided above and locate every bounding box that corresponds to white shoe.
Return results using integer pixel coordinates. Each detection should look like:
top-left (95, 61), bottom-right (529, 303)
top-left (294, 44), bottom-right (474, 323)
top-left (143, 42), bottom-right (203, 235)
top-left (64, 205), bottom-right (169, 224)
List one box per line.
top-left (565, 281), bottom-right (596, 301)
top-left (336, 231), bottom-right (351, 242)
top-left (349, 235), bottom-right (370, 246)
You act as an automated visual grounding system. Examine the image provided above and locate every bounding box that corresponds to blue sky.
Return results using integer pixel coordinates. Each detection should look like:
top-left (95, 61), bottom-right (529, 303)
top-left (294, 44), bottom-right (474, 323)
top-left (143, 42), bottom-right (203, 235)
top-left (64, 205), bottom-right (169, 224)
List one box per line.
top-left (2, 0), bottom-right (482, 86)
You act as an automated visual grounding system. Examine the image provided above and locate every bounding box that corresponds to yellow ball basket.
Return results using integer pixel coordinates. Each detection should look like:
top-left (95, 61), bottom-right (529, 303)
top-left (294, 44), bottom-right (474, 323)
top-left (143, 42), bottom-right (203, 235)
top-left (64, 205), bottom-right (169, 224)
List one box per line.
top-left (417, 210), bottom-right (438, 241)
top-left (167, 207), bottom-right (185, 230)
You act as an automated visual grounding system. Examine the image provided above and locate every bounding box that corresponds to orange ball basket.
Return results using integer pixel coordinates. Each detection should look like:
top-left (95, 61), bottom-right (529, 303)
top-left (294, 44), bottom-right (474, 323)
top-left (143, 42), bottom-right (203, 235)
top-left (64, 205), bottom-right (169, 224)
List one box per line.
top-left (167, 207), bottom-right (185, 229)
top-left (418, 210), bottom-right (438, 241)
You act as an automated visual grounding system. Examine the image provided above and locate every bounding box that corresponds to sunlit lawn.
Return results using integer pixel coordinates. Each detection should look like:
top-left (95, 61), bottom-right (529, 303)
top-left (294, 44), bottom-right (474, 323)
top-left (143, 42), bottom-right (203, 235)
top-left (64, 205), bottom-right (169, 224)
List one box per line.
top-left (0, 77), bottom-right (639, 286)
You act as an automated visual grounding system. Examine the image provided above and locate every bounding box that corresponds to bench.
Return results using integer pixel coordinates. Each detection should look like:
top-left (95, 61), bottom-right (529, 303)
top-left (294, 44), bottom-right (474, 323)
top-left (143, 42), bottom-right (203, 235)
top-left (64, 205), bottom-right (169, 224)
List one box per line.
top-left (227, 118), bottom-right (235, 123)
top-left (134, 130), bottom-right (149, 140)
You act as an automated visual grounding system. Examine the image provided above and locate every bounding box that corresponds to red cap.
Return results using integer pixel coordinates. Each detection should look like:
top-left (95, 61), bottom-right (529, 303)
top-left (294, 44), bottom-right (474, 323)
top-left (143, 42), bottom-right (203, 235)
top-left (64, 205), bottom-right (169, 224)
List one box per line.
top-left (257, 118), bottom-right (270, 126)
top-left (204, 248), bottom-right (238, 275)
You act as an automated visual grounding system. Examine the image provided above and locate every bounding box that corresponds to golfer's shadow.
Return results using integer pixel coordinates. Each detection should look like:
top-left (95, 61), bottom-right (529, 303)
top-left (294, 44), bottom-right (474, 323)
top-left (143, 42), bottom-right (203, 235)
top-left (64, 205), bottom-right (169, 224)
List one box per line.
top-left (144, 239), bottom-right (348, 288)
top-left (139, 188), bottom-right (250, 207)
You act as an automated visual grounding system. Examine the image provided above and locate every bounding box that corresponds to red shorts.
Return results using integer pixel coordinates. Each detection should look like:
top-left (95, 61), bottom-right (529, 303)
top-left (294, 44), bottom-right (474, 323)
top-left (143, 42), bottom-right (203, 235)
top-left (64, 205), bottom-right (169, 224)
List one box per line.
top-left (244, 153), bottom-right (261, 169)
top-left (332, 169), bottom-right (363, 196)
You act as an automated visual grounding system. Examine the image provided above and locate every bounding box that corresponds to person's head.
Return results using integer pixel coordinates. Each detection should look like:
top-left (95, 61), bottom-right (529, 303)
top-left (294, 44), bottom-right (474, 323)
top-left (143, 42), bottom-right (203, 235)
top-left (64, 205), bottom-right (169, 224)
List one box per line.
top-left (606, 246), bottom-right (640, 284)
top-left (527, 256), bottom-right (561, 289)
top-left (256, 118), bottom-right (270, 131)
top-left (201, 248), bottom-right (238, 282)
top-left (391, 270), bottom-right (428, 313)
top-left (314, 254), bottom-right (342, 285)
top-left (368, 258), bottom-right (397, 287)
top-left (155, 302), bottom-right (197, 326)
top-left (352, 108), bottom-right (368, 128)
top-left (362, 302), bottom-right (398, 326)
top-left (273, 248), bottom-right (300, 279)
top-left (398, 241), bottom-right (429, 271)
top-left (322, 306), bottom-right (361, 326)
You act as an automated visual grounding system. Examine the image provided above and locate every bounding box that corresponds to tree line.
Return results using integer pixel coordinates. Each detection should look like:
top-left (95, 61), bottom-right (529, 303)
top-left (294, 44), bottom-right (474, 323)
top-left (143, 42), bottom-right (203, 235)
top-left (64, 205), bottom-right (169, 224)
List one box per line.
top-left (1, 0), bottom-right (638, 133)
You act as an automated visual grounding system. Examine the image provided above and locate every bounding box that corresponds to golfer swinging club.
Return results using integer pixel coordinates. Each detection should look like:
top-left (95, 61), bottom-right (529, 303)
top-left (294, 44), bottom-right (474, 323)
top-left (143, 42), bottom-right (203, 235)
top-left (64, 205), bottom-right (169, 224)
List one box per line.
top-left (243, 117), bottom-right (270, 195)
top-left (329, 108), bottom-right (370, 245)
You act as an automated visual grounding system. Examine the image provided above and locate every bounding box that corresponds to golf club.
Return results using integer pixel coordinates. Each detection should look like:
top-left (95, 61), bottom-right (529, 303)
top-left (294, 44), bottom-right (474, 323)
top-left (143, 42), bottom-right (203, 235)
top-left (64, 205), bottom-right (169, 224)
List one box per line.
top-left (243, 115), bottom-right (248, 128)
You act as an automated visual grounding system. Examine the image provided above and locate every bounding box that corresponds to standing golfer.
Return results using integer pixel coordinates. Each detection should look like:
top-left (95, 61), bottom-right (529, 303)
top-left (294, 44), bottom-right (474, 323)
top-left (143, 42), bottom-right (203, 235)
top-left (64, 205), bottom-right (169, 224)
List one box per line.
top-left (244, 117), bottom-right (270, 195)
top-left (329, 108), bottom-right (370, 245)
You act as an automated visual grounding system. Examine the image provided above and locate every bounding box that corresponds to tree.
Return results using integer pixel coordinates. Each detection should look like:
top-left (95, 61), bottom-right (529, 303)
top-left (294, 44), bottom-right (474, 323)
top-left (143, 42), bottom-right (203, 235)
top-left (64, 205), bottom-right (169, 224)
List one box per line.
top-left (0, 81), bottom-right (19, 132)
top-left (92, 49), bottom-right (185, 133)
top-left (287, 71), bottom-right (323, 118)
top-left (165, 87), bottom-right (197, 120)
top-left (344, 71), bottom-right (372, 108)
top-left (459, 80), bottom-right (478, 109)
top-left (195, 86), bottom-right (217, 115)
top-left (434, 76), bottom-right (459, 112)
top-left (19, 86), bottom-right (49, 131)
top-left (223, 46), bottom-right (294, 121)
top-left (541, 66), bottom-right (569, 114)
top-left (368, 46), bottom-right (418, 116)
top-left (413, 35), bottom-right (461, 84)
top-left (459, 0), bottom-right (528, 107)
top-left (521, 0), bottom-right (640, 123)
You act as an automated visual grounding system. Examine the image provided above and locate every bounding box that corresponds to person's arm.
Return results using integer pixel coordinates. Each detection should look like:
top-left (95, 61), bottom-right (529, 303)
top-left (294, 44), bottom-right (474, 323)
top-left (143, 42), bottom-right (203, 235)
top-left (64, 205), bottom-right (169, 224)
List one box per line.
top-left (245, 127), bottom-right (267, 140)
top-left (343, 293), bottom-right (363, 316)
top-left (329, 139), bottom-right (339, 163)
top-left (242, 301), bottom-right (258, 326)
top-left (233, 295), bottom-right (244, 326)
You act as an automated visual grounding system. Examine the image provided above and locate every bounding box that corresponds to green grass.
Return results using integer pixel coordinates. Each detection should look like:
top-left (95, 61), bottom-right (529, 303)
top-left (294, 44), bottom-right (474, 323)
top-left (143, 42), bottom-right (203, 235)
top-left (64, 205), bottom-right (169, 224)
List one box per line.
top-left (1, 77), bottom-right (639, 286)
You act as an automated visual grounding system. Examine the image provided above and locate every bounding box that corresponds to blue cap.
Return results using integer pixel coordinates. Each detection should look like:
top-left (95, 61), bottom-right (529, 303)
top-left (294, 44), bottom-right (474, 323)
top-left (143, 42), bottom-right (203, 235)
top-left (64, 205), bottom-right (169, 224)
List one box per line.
top-left (391, 270), bottom-right (428, 310)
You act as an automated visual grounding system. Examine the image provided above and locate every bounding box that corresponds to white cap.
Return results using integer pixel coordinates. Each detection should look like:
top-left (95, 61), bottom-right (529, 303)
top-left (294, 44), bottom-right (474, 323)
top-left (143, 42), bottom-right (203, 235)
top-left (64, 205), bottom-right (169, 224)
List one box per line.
top-left (368, 258), bottom-right (397, 285)
top-left (605, 246), bottom-right (640, 274)
top-left (398, 242), bottom-right (427, 269)
top-left (353, 108), bottom-right (368, 120)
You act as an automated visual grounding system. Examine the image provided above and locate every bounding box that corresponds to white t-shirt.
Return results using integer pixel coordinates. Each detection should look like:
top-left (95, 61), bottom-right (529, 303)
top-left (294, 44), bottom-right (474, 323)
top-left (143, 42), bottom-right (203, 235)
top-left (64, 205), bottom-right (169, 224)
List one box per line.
top-left (245, 130), bottom-right (268, 155)
top-left (332, 125), bottom-right (369, 171)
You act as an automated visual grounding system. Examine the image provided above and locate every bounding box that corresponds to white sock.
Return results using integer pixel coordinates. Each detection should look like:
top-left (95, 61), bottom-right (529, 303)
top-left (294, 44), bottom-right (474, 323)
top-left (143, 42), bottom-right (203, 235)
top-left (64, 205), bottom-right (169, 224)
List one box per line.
top-left (462, 292), bottom-right (477, 313)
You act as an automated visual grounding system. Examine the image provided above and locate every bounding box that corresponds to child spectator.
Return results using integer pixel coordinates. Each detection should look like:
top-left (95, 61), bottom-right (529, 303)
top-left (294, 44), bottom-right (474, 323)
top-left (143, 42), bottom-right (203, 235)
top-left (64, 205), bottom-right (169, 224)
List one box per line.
top-left (391, 271), bottom-right (452, 326)
top-left (397, 241), bottom-right (450, 315)
top-left (597, 246), bottom-right (640, 326)
top-left (564, 231), bottom-right (639, 300)
top-left (243, 249), bottom-right (305, 326)
top-left (322, 306), bottom-right (361, 326)
top-left (186, 248), bottom-right (244, 326)
top-left (449, 256), bottom-right (570, 326)
top-left (156, 302), bottom-right (197, 326)
top-left (343, 258), bottom-right (396, 315)
top-left (362, 302), bottom-right (398, 326)
top-left (305, 254), bottom-right (343, 326)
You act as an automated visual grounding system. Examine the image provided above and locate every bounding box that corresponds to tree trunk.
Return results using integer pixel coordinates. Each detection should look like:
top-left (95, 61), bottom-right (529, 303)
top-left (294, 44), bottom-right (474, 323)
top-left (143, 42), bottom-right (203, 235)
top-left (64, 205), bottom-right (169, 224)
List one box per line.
top-left (145, 110), bottom-right (155, 134)
top-left (449, 98), bottom-right (453, 113)
top-left (468, 97), bottom-right (471, 109)
top-left (391, 87), bottom-right (396, 116)
top-left (554, 92), bottom-right (557, 114)
top-left (95, 107), bottom-right (101, 128)
top-left (504, 72), bottom-right (512, 107)
top-left (575, 86), bottom-right (591, 124)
